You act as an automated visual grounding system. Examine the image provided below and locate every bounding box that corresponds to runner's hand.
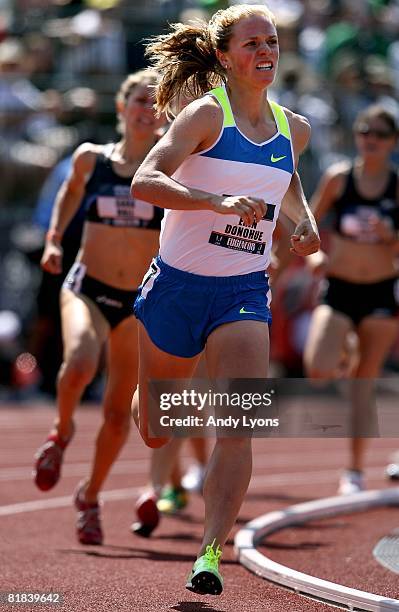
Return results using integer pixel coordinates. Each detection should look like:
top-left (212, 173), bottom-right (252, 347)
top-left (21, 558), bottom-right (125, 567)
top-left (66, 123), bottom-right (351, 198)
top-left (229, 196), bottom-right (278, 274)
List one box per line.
top-left (214, 195), bottom-right (267, 226)
top-left (367, 214), bottom-right (396, 244)
top-left (290, 218), bottom-right (320, 256)
top-left (41, 242), bottom-right (63, 274)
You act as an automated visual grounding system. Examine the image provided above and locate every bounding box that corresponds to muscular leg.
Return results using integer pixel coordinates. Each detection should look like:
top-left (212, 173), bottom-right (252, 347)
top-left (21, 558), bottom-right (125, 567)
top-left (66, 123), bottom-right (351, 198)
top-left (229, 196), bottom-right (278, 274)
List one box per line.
top-left (132, 322), bottom-right (201, 449)
top-left (349, 316), bottom-right (399, 473)
top-left (304, 304), bottom-right (353, 379)
top-left (150, 352), bottom-right (209, 491)
top-left (199, 320), bottom-right (269, 555)
top-left (131, 323), bottom-right (201, 534)
top-left (84, 315), bottom-right (139, 503)
top-left (54, 289), bottom-right (108, 440)
top-left (150, 438), bottom-right (185, 495)
top-left (188, 355), bottom-right (208, 476)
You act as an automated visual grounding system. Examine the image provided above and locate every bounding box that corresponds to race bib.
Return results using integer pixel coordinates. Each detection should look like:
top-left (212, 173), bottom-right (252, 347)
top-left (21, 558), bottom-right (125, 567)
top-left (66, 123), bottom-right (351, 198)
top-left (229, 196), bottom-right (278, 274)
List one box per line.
top-left (208, 204), bottom-right (276, 255)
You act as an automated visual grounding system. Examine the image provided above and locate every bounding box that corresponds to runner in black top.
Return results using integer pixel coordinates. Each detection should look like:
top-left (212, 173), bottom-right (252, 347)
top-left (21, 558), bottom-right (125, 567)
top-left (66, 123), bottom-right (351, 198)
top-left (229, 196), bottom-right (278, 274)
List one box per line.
top-left (33, 70), bottom-right (165, 545)
top-left (304, 104), bottom-right (399, 494)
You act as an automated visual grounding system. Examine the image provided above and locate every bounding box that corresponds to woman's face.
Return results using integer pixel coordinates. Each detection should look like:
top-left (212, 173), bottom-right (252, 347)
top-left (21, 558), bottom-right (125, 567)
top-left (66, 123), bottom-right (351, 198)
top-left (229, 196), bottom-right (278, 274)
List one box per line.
top-left (354, 116), bottom-right (397, 160)
top-left (219, 14), bottom-right (279, 90)
top-left (122, 82), bottom-right (164, 135)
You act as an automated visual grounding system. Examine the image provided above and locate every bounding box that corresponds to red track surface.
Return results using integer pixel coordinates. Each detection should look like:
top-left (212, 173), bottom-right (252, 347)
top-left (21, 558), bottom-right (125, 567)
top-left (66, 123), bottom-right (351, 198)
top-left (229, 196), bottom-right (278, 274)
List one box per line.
top-left (1, 402), bottom-right (399, 611)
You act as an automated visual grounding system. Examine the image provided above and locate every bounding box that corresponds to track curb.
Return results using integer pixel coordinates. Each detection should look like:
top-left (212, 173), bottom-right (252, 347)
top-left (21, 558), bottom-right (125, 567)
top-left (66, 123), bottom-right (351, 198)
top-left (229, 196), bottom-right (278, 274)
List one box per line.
top-left (235, 488), bottom-right (399, 611)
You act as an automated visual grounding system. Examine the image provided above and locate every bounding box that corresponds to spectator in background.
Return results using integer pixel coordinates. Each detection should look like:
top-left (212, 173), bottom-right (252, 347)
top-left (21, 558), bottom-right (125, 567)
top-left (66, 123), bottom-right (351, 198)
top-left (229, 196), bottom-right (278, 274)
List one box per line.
top-left (49, 9), bottom-right (126, 90)
top-left (0, 37), bottom-right (60, 207)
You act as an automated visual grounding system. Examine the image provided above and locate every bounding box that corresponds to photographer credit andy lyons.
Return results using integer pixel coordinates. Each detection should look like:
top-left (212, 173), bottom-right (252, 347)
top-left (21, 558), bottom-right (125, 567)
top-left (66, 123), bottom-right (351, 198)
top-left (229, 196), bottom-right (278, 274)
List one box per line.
top-left (156, 387), bottom-right (279, 433)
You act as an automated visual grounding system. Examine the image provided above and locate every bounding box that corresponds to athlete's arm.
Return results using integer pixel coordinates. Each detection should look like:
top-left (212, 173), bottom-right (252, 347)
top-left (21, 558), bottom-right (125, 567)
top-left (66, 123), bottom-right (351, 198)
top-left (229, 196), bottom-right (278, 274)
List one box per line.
top-left (373, 171), bottom-right (399, 247)
top-left (41, 143), bottom-right (97, 274)
top-left (132, 98), bottom-right (267, 225)
top-left (268, 216), bottom-right (294, 284)
top-left (309, 162), bottom-right (349, 222)
top-left (280, 112), bottom-right (320, 256)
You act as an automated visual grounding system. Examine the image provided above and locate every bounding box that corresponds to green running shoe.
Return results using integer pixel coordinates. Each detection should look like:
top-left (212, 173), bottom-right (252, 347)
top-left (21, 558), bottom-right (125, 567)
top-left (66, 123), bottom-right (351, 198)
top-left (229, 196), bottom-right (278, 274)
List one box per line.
top-left (157, 485), bottom-right (188, 514)
top-left (186, 539), bottom-right (223, 595)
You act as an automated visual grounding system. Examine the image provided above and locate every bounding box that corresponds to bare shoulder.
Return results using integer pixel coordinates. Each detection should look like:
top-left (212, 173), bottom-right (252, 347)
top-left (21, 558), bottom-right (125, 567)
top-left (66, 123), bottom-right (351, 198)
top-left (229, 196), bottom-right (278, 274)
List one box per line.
top-left (284, 109), bottom-right (311, 156)
top-left (182, 95), bottom-right (223, 124)
top-left (316, 159), bottom-right (351, 201)
top-left (285, 109), bottom-right (311, 134)
top-left (323, 159), bottom-right (351, 181)
top-left (71, 142), bottom-right (103, 176)
top-left (163, 94), bottom-right (224, 154)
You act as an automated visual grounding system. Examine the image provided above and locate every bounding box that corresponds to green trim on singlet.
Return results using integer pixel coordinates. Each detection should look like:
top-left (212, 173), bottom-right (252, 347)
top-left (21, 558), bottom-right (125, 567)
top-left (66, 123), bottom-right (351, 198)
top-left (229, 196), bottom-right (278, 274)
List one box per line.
top-left (209, 86), bottom-right (235, 127)
top-left (210, 87), bottom-right (291, 140)
top-left (269, 100), bottom-right (291, 139)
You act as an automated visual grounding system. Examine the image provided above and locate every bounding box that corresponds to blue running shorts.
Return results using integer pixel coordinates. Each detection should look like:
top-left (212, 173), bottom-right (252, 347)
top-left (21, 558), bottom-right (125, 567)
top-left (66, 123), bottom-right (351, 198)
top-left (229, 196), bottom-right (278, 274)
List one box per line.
top-left (134, 256), bottom-right (272, 358)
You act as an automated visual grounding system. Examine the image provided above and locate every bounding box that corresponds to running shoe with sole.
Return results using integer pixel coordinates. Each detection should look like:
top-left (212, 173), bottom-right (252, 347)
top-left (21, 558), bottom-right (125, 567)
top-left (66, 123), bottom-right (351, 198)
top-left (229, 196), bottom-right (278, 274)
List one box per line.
top-left (33, 425), bottom-right (74, 491)
top-left (130, 491), bottom-right (159, 538)
top-left (74, 481), bottom-right (103, 545)
top-left (338, 469), bottom-right (365, 495)
top-left (186, 539), bottom-right (223, 595)
top-left (157, 486), bottom-right (188, 514)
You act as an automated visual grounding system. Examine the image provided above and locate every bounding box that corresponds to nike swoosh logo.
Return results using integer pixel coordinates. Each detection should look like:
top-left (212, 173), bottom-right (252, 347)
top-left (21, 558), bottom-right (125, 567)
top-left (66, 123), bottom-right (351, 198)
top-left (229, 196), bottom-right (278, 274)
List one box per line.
top-left (240, 307), bottom-right (257, 315)
top-left (271, 154), bottom-right (287, 163)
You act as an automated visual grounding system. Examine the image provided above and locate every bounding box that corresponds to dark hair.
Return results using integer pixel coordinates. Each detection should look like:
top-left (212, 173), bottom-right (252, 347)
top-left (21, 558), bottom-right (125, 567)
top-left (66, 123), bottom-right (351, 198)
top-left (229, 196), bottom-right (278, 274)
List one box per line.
top-left (145, 4), bottom-right (276, 116)
top-left (354, 104), bottom-right (398, 135)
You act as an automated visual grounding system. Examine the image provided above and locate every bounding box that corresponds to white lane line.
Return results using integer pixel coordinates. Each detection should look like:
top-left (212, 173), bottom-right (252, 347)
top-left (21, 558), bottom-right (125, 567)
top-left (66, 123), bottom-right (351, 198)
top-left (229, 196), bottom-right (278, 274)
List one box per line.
top-left (250, 465), bottom-right (387, 488)
top-left (0, 447), bottom-right (394, 482)
top-left (0, 487), bottom-right (140, 516)
top-left (0, 466), bottom-right (394, 517)
top-left (0, 459), bottom-right (150, 481)
top-left (235, 488), bottom-right (399, 612)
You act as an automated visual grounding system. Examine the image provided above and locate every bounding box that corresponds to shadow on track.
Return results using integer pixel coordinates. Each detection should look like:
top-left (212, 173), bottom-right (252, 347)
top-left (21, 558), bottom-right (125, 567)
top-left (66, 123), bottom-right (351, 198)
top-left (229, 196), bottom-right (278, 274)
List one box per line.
top-left (59, 545), bottom-right (238, 564)
top-left (172, 601), bottom-right (227, 612)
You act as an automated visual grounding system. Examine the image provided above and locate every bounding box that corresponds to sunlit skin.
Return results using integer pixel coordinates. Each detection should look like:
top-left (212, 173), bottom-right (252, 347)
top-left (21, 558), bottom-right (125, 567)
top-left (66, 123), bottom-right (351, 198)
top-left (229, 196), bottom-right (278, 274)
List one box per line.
top-left (122, 83), bottom-right (162, 136)
top-left (42, 82), bottom-right (164, 288)
top-left (215, 14), bottom-right (279, 140)
top-left (354, 117), bottom-right (397, 160)
top-left (217, 15), bottom-right (279, 92)
top-left (74, 83), bottom-right (164, 289)
top-left (37, 77), bottom-right (165, 513)
top-left (305, 113), bottom-right (399, 481)
top-left (130, 11), bottom-right (320, 577)
top-left (308, 116), bottom-right (398, 282)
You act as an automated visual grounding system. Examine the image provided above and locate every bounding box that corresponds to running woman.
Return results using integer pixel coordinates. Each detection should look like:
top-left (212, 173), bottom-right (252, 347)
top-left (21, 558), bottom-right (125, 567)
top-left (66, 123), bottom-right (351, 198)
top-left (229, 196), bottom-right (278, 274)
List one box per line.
top-left (131, 4), bottom-right (320, 595)
top-left (304, 104), bottom-right (399, 494)
top-left (33, 70), bottom-right (165, 544)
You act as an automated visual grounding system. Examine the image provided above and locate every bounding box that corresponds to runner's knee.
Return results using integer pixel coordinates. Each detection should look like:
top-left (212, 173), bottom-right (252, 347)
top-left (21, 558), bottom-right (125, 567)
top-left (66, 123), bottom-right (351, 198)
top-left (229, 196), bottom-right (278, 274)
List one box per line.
top-left (57, 354), bottom-right (97, 390)
top-left (103, 408), bottom-right (131, 436)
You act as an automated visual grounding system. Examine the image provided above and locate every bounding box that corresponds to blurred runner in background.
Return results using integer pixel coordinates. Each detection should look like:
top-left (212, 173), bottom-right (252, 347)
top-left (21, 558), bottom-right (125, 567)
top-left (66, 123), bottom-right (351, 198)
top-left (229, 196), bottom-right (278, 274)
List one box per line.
top-left (33, 70), bottom-right (165, 545)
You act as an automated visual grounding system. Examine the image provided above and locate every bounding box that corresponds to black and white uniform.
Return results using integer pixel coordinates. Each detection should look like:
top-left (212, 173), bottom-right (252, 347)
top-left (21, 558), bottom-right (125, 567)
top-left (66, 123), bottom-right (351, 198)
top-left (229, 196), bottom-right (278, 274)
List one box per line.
top-left (63, 144), bottom-right (162, 328)
top-left (322, 166), bottom-right (399, 325)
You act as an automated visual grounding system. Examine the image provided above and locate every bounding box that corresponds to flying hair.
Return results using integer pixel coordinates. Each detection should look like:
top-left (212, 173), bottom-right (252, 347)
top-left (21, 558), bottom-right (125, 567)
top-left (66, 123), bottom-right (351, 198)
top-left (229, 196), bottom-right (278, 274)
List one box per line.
top-left (144, 4), bottom-right (276, 117)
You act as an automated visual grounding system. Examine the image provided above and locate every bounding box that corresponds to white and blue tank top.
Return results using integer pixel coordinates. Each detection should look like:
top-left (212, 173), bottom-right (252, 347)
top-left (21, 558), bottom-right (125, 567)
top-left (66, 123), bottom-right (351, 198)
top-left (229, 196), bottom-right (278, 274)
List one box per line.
top-left (159, 85), bottom-right (295, 275)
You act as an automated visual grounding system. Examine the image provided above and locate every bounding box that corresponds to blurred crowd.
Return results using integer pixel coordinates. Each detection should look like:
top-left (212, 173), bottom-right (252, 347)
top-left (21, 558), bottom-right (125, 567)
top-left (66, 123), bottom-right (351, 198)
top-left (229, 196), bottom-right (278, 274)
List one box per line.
top-left (1, 0), bottom-right (399, 396)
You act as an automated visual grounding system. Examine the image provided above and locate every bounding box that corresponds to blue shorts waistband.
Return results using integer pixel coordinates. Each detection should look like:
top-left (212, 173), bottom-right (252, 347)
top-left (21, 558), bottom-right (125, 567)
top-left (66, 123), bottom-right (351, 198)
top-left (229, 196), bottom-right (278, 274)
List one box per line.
top-left (155, 255), bottom-right (268, 287)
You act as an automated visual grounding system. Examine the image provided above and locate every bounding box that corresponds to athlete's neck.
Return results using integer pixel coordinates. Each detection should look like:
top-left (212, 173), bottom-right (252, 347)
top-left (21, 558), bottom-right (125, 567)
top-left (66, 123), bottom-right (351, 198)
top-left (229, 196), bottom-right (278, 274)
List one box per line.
top-left (354, 157), bottom-right (391, 179)
top-left (226, 81), bottom-right (273, 126)
top-left (115, 134), bottom-right (157, 164)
